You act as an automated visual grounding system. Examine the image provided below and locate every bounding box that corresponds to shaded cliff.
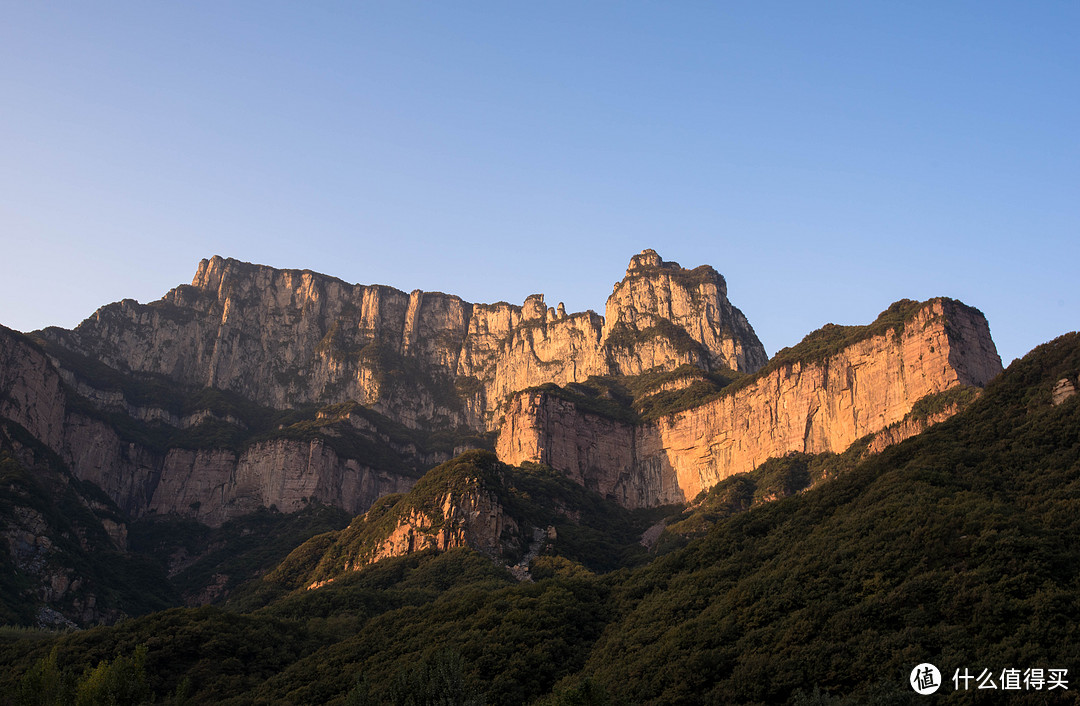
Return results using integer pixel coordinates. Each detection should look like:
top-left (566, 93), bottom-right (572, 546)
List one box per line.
top-left (0, 326), bottom-right (432, 526)
top-left (38, 250), bottom-right (765, 431)
top-left (0, 411), bottom-right (176, 627)
top-left (497, 298), bottom-right (1004, 506)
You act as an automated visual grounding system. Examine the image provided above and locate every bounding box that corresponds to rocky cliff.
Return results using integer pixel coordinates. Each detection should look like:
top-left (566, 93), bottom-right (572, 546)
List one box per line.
top-left (0, 326), bottom-right (421, 526)
top-left (38, 250), bottom-right (765, 431)
top-left (497, 298), bottom-right (1004, 506)
top-left (10, 245), bottom-right (765, 527)
top-left (603, 249), bottom-right (768, 375)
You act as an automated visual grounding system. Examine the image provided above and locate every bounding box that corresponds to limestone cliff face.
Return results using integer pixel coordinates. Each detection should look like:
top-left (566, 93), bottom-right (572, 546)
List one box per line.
top-left (604, 250), bottom-right (768, 375)
top-left (39, 251), bottom-right (765, 431)
top-left (57, 412), bottom-right (416, 528)
top-left (0, 325), bottom-right (67, 450)
top-left (0, 327), bottom-right (416, 527)
top-left (497, 392), bottom-right (637, 503)
top-left (497, 298), bottom-right (1004, 506)
top-left (147, 442), bottom-right (414, 526)
top-left (41, 260), bottom-right (471, 429)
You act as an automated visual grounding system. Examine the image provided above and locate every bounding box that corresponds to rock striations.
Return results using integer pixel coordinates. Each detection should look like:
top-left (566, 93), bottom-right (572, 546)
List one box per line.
top-left (496, 298), bottom-right (1003, 506)
top-left (38, 250), bottom-right (766, 431)
top-left (605, 249), bottom-right (767, 375)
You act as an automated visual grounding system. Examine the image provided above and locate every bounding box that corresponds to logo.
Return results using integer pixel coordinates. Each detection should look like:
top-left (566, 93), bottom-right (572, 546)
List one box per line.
top-left (911, 663), bottom-right (942, 695)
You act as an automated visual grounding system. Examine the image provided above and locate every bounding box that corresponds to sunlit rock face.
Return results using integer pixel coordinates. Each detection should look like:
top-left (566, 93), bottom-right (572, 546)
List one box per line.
top-left (498, 299), bottom-right (1004, 507)
top-left (38, 250), bottom-right (766, 431)
top-left (603, 249), bottom-right (768, 376)
top-left (1052, 377), bottom-right (1077, 405)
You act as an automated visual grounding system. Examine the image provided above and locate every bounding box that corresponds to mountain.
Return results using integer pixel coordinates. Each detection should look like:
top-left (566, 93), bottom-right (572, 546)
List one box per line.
top-left (3, 245), bottom-right (1045, 688)
top-left (0, 250), bottom-right (1009, 631)
top-left (1, 250), bottom-right (772, 531)
top-left (3, 251), bottom-right (998, 529)
top-left (1, 330), bottom-right (1075, 704)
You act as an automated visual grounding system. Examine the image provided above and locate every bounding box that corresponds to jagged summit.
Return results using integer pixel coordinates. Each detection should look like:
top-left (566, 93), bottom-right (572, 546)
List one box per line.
top-left (38, 251), bottom-right (767, 431)
top-left (605, 249), bottom-right (763, 373)
top-left (624, 248), bottom-right (722, 286)
top-left (627, 248), bottom-right (664, 271)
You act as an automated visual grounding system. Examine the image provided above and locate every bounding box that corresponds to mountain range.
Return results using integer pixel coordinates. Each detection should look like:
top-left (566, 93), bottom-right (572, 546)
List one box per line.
top-left (2, 250), bottom-right (1076, 704)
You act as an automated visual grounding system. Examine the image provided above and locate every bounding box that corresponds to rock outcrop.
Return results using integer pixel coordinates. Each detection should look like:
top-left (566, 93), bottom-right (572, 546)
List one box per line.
top-left (291, 452), bottom-right (521, 588)
top-left (1052, 377), bottom-right (1077, 405)
top-left (497, 298), bottom-right (1004, 506)
top-left (38, 250), bottom-right (766, 431)
top-left (279, 449), bottom-right (643, 587)
top-left (316, 487), bottom-right (513, 588)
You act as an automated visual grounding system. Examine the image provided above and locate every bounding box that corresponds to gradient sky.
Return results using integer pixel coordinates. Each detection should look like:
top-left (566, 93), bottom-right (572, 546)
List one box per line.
top-left (1, 3), bottom-right (1076, 365)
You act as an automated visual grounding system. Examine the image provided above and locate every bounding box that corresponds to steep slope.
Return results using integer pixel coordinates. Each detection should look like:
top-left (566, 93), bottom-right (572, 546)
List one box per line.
top-left (37, 250), bottom-right (765, 431)
top-left (498, 297), bottom-right (1003, 506)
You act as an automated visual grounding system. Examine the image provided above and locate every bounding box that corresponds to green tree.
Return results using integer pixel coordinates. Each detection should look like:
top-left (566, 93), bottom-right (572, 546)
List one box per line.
top-left (74, 645), bottom-right (150, 706)
top-left (16, 648), bottom-right (76, 706)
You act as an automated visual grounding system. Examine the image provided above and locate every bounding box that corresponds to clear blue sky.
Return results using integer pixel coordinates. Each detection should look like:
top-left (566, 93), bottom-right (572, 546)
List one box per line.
top-left (1, 2), bottom-right (1076, 365)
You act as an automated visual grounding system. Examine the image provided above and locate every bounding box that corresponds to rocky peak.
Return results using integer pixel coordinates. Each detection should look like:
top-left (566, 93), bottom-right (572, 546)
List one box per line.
top-left (522, 294), bottom-right (547, 321)
top-left (622, 249), bottom-right (725, 290)
top-left (627, 248), bottom-right (664, 272)
top-left (192, 255), bottom-right (225, 290)
top-left (603, 250), bottom-right (765, 374)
